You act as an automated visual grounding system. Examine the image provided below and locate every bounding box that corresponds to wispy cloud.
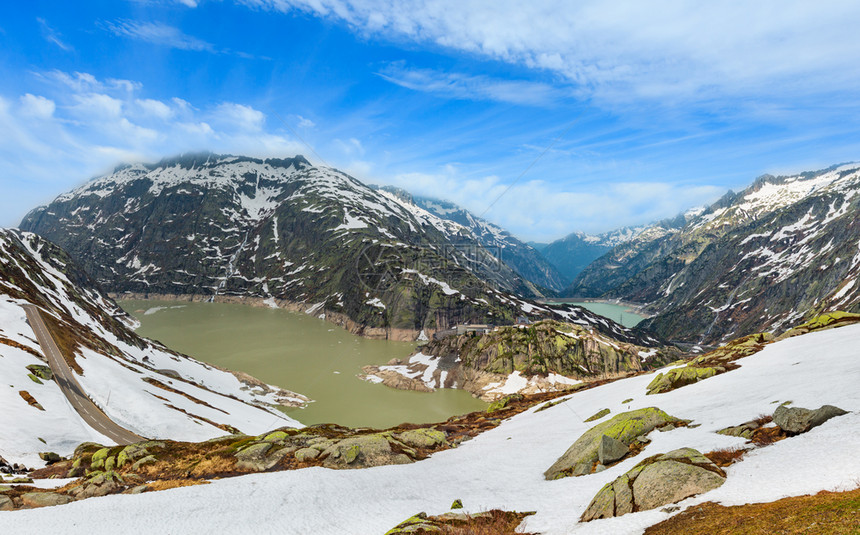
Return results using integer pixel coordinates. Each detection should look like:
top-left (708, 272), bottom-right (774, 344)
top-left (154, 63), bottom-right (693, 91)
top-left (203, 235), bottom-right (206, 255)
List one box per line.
top-left (377, 63), bottom-right (564, 107)
top-left (37, 18), bottom-right (73, 51)
top-left (103, 20), bottom-right (214, 51)
top-left (244, 1), bottom-right (860, 106)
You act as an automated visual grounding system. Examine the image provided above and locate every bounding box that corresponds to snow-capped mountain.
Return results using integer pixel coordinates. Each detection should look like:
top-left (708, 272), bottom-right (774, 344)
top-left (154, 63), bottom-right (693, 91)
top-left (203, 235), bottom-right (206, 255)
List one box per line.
top-left (375, 187), bottom-right (568, 293)
top-left (20, 153), bottom-right (627, 341)
top-left (567, 163), bottom-right (860, 344)
top-left (0, 228), bottom-right (304, 467)
top-left (540, 223), bottom-right (671, 283)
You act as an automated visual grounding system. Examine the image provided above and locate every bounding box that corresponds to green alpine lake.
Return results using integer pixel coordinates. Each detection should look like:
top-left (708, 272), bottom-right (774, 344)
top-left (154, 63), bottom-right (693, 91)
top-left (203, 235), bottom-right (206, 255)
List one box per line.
top-left (119, 300), bottom-right (487, 429)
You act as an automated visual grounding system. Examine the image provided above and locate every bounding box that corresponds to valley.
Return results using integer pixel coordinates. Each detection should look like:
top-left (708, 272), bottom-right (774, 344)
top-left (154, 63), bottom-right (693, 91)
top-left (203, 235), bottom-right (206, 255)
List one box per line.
top-left (121, 299), bottom-right (487, 428)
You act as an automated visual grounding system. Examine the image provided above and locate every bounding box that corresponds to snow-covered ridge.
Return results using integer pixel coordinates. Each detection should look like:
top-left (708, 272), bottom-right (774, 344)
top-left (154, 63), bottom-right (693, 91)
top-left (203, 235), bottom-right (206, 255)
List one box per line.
top-left (0, 229), bottom-right (305, 468)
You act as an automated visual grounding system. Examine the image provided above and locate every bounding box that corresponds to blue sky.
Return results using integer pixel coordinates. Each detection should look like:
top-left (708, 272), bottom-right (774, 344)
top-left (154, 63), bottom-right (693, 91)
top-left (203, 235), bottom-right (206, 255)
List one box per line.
top-left (3, 1), bottom-right (860, 241)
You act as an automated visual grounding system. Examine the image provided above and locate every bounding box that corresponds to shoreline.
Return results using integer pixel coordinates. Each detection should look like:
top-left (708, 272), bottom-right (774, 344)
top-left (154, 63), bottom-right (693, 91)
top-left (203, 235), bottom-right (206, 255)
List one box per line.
top-left (539, 298), bottom-right (654, 318)
top-left (111, 292), bottom-right (425, 342)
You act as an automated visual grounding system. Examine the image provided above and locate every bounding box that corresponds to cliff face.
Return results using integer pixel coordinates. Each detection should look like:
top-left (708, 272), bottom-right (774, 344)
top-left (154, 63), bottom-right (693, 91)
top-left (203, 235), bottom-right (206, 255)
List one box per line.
top-left (363, 320), bottom-right (680, 400)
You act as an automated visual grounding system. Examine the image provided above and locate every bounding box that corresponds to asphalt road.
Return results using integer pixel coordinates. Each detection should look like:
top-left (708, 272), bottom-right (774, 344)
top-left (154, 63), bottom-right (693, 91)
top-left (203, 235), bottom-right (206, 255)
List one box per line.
top-left (22, 304), bottom-right (144, 445)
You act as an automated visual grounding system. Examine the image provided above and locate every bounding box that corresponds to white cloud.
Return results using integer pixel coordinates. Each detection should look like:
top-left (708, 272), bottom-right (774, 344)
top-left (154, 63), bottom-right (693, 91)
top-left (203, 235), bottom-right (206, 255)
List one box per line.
top-left (136, 98), bottom-right (175, 120)
top-left (103, 20), bottom-right (214, 52)
top-left (244, 1), bottom-right (860, 104)
top-left (365, 164), bottom-right (724, 241)
top-left (37, 18), bottom-right (73, 52)
top-left (215, 103), bottom-right (266, 131)
top-left (377, 63), bottom-right (562, 106)
top-left (0, 71), bottom-right (310, 226)
top-left (19, 94), bottom-right (55, 119)
top-left (297, 115), bottom-right (316, 128)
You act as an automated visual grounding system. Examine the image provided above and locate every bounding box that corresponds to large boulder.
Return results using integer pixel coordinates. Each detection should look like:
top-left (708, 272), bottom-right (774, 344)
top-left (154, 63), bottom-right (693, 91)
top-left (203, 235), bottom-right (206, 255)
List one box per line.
top-left (0, 494), bottom-right (13, 511)
top-left (581, 448), bottom-right (726, 521)
top-left (235, 442), bottom-right (293, 472)
top-left (647, 367), bottom-right (719, 395)
top-left (321, 435), bottom-right (412, 469)
top-left (544, 407), bottom-right (681, 480)
top-left (773, 404), bottom-right (848, 434)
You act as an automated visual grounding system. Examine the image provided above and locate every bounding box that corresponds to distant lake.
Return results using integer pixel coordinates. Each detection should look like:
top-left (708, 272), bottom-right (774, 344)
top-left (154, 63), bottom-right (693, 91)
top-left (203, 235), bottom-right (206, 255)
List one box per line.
top-left (120, 300), bottom-right (487, 429)
top-left (542, 300), bottom-right (647, 328)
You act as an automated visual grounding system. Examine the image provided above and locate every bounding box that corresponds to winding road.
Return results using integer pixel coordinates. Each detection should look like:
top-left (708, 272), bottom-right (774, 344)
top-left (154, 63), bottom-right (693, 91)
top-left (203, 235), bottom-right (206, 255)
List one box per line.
top-left (22, 304), bottom-right (144, 445)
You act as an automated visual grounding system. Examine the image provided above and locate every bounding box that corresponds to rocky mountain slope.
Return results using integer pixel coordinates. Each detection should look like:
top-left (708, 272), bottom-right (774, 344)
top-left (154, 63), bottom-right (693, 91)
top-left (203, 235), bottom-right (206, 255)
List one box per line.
top-left (20, 153), bottom-right (629, 341)
top-left (565, 163), bottom-right (860, 344)
top-left (541, 223), bottom-right (676, 283)
top-left (0, 228), bottom-right (305, 467)
top-left (395, 191), bottom-right (568, 293)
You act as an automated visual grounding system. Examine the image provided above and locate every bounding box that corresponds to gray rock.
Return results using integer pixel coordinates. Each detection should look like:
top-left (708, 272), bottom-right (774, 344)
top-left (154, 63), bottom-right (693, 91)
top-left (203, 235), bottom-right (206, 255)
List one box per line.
top-left (0, 494), bottom-right (13, 511)
top-left (581, 448), bottom-right (726, 522)
top-left (632, 458), bottom-right (724, 511)
top-left (598, 434), bottom-right (630, 465)
top-left (235, 442), bottom-right (291, 471)
top-left (321, 434), bottom-right (413, 469)
top-left (544, 407), bottom-right (680, 480)
top-left (773, 404), bottom-right (848, 434)
top-left (20, 492), bottom-right (73, 508)
top-left (294, 448), bottom-right (320, 462)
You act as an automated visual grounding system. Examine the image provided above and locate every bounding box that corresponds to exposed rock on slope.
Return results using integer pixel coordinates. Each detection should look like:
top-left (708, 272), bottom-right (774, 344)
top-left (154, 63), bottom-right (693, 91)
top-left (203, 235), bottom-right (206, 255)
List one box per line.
top-left (544, 407), bottom-right (682, 480)
top-left (22, 153), bottom-right (586, 340)
top-left (565, 163), bottom-right (860, 344)
top-left (581, 448), bottom-right (726, 521)
top-left (390, 189), bottom-right (569, 293)
top-left (0, 228), bottom-right (304, 467)
top-left (362, 319), bottom-right (678, 400)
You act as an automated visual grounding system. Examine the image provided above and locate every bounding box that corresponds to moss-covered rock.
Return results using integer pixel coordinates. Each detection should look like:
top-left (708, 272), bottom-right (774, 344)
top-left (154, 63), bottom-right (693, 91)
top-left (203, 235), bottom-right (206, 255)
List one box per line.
top-left (90, 447), bottom-right (111, 469)
top-left (394, 429), bottom-right (448, 449)
top-left (544, 407), bottom-right (681, 480)
top-left (451, 498), bottom-right (463, 510)
top-left (487, 394), bottom-right (524, 413)
top-left (26, 364), bottom-right (54, 381)
top-left (130, 455), bottom-right (157, 471)
top-left (581, 448), bottom-right (726, 521)
top-left (321, 435), bottom-right (411, 469)
top-left (777, 311), bottom-right (860, 340)
top-left (584, 408), bottom-right (610, 422)
top-left (647, 367), bottom-right (719, 395)
top-left (294, 448), bottom-right (319, 462)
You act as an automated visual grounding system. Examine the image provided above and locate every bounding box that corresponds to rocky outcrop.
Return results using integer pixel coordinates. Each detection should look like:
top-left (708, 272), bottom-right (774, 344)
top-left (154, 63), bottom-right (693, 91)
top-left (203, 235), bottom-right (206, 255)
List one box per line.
top-left (581, 448), bottom-right (726, 521)
top-left (365, 320), bottom-right (676, 401)
top-left (544, 407), bottom-right (682, 480)
top-left (386, 510), bottom-right (535, 534)
top-left (773, 404), bottom-right (848, 434)
top-left (646, 333), bottom-right (772, 395)
top-left (19, 492), bottom-right (73, 509)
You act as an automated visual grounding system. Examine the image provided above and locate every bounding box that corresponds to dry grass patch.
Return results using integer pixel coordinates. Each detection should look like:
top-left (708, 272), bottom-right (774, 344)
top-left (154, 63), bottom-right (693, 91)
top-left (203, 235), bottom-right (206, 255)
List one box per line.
top-left (644, 487), bottom-right (860, 535)
top-left (704, 447), bottom-right (748, 468)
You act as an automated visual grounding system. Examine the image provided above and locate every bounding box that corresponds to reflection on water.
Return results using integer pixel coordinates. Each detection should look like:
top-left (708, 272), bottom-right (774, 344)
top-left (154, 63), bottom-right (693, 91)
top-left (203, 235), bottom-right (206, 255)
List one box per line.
top-left (120, 300), bottom-right (486, 429)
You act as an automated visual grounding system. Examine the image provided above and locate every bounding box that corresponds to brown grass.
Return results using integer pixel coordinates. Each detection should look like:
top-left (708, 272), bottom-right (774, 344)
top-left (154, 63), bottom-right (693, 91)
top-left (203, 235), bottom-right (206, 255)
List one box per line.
top-left (0, 336), bottom-right (44, 359)
top-left (704, 447), bottom-right (747, 468)
top-left (18, 390), bottom-right (44, 410)
top-left (750, 425), bottom-right (787, 446)
top-left (644, 487), bottom-right (860, 535)
top-left (143, 377), bottom-right (228, 413)
top-left (144, 479), bottom-right (209, 492)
